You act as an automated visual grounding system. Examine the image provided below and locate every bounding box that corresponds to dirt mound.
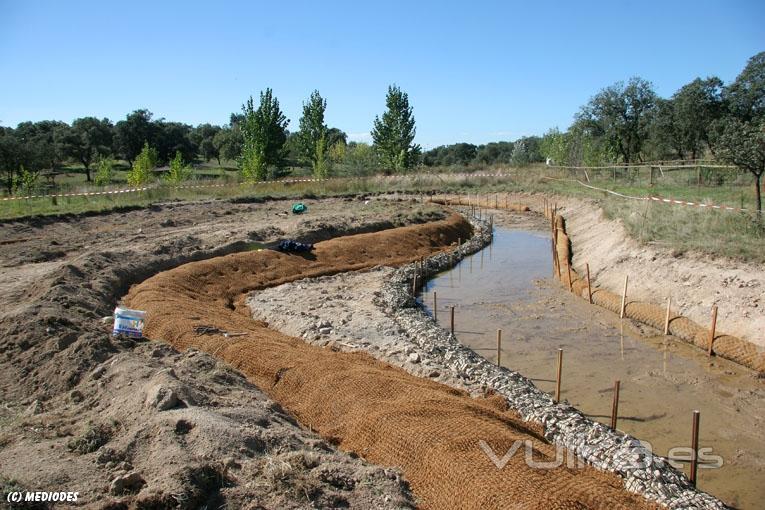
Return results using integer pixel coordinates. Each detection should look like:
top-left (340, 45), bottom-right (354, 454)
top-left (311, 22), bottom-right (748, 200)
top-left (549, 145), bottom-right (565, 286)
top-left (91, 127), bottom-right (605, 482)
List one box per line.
top-left (126, 213), bottom-right (657, 509)
top-left (0, 198), bottom-right (438, 507)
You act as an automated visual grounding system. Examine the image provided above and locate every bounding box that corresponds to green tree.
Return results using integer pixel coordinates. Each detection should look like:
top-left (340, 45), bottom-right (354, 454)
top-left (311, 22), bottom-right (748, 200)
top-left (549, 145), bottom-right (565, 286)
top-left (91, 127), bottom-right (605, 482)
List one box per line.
top-left (15, 165), bottom-right (39, 195)
top-left (328, 139), bottom-right (346, 164)
top-left (191, 124), bottom-right (222, 163)
top-left (343, 142), bottom-right (379, 176)
top-left (539, 128), bottom-right (568, 165)
top-left (15, 120), bottom-right (69, 171)
top-left (371, 85), bottom-right (421, 173)
top-left (165, 150), bottom-right (192, 184)
top-left (62, 117), bottom-right (114, 181)
top-left (672, 77), bottom-right (724, 158)
top-left (126, 142), bottom-right (157, 186)
top-left (0, 128), bottom-right (25, 194)
top-left (154, 121), bottom-right (196, 165)
top-left (115, 110), bottom-right (154, 167)
top-left (213, 126), bottom-right (243, 163)
top-left (714, 118), bottom-right (764, 213)
top-left (94, 156), bottom-right (114, 186)
top-left (298, 90), bottom-right (328, 174)
top-left (313, 133), bottom-right (330, 179)
top-left (649, 98), bottom-right (685, 159)
top-left (724, 51), bottom-right (765, 121)
top-left (239, 89), bottom-right (289, 181)
top-left (474, 142), bottom-right (514, 165)
top-left (577, 77), bottom-right (657, 163)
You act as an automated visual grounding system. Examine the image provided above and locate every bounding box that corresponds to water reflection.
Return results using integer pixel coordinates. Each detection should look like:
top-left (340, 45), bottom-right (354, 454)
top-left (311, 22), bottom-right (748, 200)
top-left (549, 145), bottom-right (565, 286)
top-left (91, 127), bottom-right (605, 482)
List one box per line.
top-left (418, 226), bottom-right (765, 509)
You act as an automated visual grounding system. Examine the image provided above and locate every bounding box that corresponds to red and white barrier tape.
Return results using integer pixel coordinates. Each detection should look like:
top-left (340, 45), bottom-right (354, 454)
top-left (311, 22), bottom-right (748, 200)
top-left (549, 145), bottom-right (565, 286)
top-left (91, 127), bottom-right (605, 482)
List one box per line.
top-left (0, 172), bottom-right (510, 202)
top-left (3, 171), bottom-right (759, 214)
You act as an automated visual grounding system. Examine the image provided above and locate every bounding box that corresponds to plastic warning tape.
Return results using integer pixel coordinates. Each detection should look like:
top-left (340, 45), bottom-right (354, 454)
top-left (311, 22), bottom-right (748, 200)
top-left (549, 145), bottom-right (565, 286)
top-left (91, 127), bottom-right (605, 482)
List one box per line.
top-left (541, 176), bottom-right (762, 214)
top-left (0, 172), bottom-right (510, 202)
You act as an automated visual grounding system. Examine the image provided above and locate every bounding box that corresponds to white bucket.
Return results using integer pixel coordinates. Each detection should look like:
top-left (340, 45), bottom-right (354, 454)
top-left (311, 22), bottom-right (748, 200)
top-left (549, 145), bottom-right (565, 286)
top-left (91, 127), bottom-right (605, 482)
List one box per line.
top-left (113, 306), bottom-right (146, 338)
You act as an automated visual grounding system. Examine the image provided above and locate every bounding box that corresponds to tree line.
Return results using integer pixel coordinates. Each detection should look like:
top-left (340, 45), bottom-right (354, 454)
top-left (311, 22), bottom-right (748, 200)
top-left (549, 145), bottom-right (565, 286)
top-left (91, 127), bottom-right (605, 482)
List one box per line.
top-left (1, 52), bottom-right (762, 209)
top-left (420, 52), bottom-right (764, 211)
top-left (0, 85), bottom-right (420, 194)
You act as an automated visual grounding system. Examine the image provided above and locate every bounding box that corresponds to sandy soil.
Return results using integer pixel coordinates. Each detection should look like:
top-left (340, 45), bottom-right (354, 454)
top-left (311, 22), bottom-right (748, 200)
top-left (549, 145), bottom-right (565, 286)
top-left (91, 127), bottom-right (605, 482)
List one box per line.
top-left (0, 196), bottom-right (439, 508)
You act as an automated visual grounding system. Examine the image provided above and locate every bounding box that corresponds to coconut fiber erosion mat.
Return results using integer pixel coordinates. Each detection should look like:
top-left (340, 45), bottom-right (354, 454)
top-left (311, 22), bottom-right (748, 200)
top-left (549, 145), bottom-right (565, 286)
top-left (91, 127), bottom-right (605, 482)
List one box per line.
top-left (126, 213), bottom-right (658, 509)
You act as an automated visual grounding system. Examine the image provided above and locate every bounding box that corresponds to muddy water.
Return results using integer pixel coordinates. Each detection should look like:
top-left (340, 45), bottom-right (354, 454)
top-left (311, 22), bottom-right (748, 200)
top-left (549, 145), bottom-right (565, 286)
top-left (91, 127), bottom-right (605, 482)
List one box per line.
top-left (419, 226), bottom-right (765, 509)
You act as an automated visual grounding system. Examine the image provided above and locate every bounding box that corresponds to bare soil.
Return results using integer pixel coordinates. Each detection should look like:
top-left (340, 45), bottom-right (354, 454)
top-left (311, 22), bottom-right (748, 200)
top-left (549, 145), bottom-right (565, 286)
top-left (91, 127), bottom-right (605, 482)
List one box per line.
top-left (124, 213), bottom-right (659, 510)
top-left (0, 196), bottom-right (441, 508)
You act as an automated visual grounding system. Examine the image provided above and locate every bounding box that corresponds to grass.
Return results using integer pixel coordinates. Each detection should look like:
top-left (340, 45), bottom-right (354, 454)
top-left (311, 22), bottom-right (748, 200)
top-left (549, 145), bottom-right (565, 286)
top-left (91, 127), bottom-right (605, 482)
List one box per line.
top-left (2, 163), bottom-right (762, 263)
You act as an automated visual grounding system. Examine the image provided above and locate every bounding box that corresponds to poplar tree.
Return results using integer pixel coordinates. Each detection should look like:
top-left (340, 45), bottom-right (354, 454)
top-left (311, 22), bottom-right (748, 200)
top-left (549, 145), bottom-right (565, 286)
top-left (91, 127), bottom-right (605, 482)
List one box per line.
top-left (371, 85), bottom-right (421, 173)
top-left (298, 90), bottom-right (330, 178)
top-left (240, 88), bottom-right (289, 181)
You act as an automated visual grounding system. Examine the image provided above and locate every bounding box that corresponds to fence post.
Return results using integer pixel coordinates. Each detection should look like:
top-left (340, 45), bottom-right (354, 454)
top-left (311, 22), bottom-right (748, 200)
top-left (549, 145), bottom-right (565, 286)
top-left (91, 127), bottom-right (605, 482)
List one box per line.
top-left (433, 291), bottom-right (438, 321)
top-left (708, 305), bottom-right (718, 356)
top-left (555, 349), bottom-right (563, 402)
top-left (620, 275), bottom-right (629, 319)
top-left (690, 410), bottom-right (700, 487)
top-left (450, 306), bottom-right (455, 335)
top-left (664, 296), bottom-right (672, 335)
top-left (496, 329), bottom-right (502, 366)
top-left (586, 263), bottom-right (593, 304)
top-left (610, 380), bottom-right (620, 429)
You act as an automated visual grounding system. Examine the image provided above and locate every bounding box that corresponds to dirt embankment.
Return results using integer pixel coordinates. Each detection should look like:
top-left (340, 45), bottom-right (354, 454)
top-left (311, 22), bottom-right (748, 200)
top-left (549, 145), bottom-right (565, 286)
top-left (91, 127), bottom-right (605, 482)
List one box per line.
top-left (557, 199), bottom-right (765, 349)
top-left (126, 213), bottom-right (658, 510)
top-left (0, 197), bottom-right (440, 508)
top-left (429, 192), bottom-right (764, 370)
top-left (546, 204), bottom-right (765, 372)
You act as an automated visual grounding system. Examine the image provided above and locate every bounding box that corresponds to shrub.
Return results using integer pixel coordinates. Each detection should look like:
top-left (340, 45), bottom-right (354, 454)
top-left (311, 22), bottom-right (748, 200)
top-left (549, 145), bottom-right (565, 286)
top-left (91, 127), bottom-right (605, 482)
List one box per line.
top-left (127, 142), bottom-right (157, 186)
top-left (166, 150), bottom-right (192, 184)
top-left (94, 157), bottom-right (114, 186)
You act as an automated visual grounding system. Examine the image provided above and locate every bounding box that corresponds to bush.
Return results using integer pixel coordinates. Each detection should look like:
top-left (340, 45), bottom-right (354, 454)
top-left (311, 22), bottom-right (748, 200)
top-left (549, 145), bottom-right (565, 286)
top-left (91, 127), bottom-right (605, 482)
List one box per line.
top-left (166, 151), bottom-right (192, 184)
top-left (14, 165), bottom-right (39, 195)
top-left (94, 157), bottom-right (114, 186)
top-left (127, 142), bottom-right (157, 186)
top-left (240, 146), bottom-right (267, 182)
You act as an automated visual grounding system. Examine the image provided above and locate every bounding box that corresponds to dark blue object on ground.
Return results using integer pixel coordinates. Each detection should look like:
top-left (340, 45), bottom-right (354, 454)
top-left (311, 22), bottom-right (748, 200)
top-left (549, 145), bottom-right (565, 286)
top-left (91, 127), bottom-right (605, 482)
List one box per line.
top-left (277, 240), bottom-right (314, 252)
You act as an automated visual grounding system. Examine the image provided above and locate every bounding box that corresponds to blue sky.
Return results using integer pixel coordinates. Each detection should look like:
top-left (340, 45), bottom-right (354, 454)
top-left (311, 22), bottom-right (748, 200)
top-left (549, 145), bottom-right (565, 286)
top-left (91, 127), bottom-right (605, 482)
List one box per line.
top-left (0, 0), bottom-right (762, 148)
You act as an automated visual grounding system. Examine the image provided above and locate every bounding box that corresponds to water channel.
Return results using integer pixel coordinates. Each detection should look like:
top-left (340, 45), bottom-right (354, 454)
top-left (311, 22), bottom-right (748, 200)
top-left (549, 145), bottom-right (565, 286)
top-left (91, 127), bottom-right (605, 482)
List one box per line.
top-left (418, 219), bottom-right (764, 509)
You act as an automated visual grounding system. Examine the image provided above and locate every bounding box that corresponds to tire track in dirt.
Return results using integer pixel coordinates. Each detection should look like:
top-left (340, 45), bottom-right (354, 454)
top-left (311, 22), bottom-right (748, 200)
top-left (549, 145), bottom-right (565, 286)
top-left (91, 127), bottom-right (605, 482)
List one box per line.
top-left (125, 213), bottom-right (659, 509)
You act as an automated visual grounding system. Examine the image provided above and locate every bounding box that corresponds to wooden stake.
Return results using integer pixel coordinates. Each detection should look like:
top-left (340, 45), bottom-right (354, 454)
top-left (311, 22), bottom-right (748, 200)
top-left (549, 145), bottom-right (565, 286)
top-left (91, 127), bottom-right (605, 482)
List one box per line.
top-left (610, 380), bottom-right (620, 429)
top-left (620, 275), bottom-right (629, 319)
top-left (551, 239), bottom-right (557, 278)
top-left (412, 263), bottom-right (418, 295)
top-left (450, 306), bottom-right (455, 335)
top-left (708, 305), bottom-right (718, 356)
top-left (496, 329), bottom-right (502, 366)
top-left (433, 291), bottom-right (438, 321)
top-left (690, 410), bottom-right (700, 487)
top-left (664, 296), bottom-right (672, 335)
top-left (555, 349), bottom-right (563, 402)
top-left (585, 263), bottom-right (593, 304)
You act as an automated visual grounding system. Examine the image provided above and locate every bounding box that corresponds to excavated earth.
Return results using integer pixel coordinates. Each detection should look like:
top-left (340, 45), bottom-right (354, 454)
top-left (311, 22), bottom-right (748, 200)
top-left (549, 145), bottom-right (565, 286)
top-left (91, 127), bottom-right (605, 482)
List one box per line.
top-left (124, 212), bottom-right (660, 510)
top-left (0, 196), bottom-right (444, 509)
top-left (0, 194), bottom-right (734, 509)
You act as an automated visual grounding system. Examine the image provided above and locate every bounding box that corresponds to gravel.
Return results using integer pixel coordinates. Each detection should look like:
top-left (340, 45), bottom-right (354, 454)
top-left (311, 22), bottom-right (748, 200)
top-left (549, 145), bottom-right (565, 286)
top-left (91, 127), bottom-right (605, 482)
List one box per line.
top-left (247, 211), bottom-right (729, 510)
